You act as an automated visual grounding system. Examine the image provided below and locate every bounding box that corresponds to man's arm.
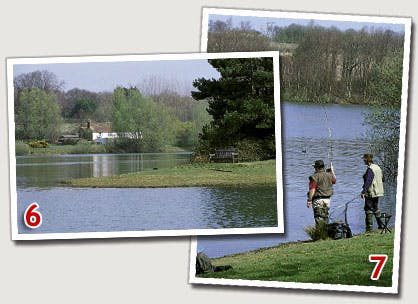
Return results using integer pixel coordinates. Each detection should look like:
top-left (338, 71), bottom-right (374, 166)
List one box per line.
top-left (307, 178), bottom-right (316, 208)
top-left (361, 167), bottom-right (374, 196)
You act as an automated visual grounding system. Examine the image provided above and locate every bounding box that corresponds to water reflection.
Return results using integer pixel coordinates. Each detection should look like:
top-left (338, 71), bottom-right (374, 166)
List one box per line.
top-left (16, 152), bottom-right (192, 188)
top-left (92, 154), bottom-right (119, 177)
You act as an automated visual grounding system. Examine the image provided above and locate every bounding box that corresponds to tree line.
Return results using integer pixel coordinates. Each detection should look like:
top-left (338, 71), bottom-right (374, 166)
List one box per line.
top-left (208, 19), bottom-right (404, 105)
top-left (14, 70), bottom-right (210, 152)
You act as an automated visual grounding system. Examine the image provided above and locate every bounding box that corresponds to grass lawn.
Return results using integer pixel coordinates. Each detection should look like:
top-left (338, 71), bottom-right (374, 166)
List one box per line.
top-left (198, 230), bottom-right (394, 287)
top-left (65, 160), bottom-right (277, 188)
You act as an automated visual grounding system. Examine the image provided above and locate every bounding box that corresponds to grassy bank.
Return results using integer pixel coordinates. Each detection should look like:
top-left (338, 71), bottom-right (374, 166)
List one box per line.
top-left (65, 160), bottom-right (276, 188)
top-left (16, 142), bottom-right (107, 155)
top-left (199, 230), bottom-right (394, 287)
top-left (16, 142), bottom-right (188, 156)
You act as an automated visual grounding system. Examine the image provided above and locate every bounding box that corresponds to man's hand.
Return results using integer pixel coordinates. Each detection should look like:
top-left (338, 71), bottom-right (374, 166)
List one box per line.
top-left (328, 162), bottom-right (336, 178)
top-left (307, 200), bottom-right (312, 208)
top-left (361, 193), bottom-right (366, 199)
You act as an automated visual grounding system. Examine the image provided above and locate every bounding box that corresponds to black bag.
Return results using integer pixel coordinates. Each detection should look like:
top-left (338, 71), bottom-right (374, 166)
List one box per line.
top-left (327, 222), bottom-right (352, 240)
top-left (196, 252), bottom-right (233, 275)
top-left (196, 252), bottom-right (213, 275)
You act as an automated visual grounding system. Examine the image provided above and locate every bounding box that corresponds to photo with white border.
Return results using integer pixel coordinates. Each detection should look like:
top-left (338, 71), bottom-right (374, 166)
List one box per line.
top-left (7, 51), bottom-right (283, 240)
top-left (190, 8), bottom-right (411, 293)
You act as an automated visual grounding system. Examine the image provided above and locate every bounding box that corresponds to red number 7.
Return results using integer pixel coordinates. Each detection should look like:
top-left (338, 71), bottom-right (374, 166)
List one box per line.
top-left (369, 254), bottom-right (388, 280)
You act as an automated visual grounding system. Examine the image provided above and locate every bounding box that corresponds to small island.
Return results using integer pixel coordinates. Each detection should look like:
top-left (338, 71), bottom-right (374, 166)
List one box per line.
top-left (65, 160), bottom-right (276, 188)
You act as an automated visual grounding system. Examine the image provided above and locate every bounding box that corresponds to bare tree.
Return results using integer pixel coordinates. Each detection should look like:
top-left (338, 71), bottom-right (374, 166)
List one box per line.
top-left (136, 75), bottom-right (192, 97)
top-left (14, 70), bottom-right (64, 92)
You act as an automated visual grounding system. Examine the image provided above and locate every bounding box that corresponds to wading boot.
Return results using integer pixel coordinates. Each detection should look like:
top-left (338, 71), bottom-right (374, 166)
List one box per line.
top-left (365, 212), bottom-right (374, 232)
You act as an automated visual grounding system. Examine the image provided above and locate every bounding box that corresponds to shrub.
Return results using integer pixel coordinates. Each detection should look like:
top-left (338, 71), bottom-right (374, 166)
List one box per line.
top-left (104, 138), bottom-right (141, 153)
top-left (70, 140), bottom-right (106, 154)
top-left (304, 222), bottom-right (329, 241)
top-left (236, 139), bottom-right (266, 162)
top-left (78, 127), bottom-right (93, 140)
top-left (191, 153), bottom-right (209, 163)
top-left (28, 140), bottom-right (48, 149)
top-left (15, 141), bottom-right (30, 155)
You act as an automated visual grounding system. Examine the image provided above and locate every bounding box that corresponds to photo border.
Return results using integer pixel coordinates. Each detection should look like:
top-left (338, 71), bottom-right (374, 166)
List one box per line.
top-left (189, 8), bottom-right (412, 294)
top-left (7, 51), bottom-right (284, 240)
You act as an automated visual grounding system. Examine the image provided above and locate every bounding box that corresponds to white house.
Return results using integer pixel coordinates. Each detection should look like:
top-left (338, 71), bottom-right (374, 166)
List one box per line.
top-left (92, 132), bottom-right (143, 144)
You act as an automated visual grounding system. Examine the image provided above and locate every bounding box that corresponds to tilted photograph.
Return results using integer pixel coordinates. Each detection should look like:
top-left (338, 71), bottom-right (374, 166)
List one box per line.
top-left (7, 52), bottom-right (283, 239)
top-left (191, 9), bottom-right (411, 293)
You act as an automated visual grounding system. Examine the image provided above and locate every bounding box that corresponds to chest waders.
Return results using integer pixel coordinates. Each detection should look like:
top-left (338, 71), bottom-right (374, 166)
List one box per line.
top-left (364, 164), bottom-right (385, 231)
top-left (311, 170), bottom-right (334, 226)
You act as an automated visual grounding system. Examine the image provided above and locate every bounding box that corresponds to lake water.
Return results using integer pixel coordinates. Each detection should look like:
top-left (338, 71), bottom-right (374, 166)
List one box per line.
top-left (198, 102), bottom-right (398, 258)
top-left (16, 153), bottom-right (278, 234)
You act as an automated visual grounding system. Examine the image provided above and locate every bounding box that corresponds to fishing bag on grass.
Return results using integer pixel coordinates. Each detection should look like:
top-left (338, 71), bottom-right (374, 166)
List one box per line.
top-left (327, 222), bottom-right (352, 240)
top-left (196, 252), bottom-right (232, 275)
top-left (196, 252), bottom-right (213, 274)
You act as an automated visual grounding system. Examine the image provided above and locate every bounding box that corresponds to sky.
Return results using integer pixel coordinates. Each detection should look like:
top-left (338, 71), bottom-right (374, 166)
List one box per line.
top-left (209, 14), bottom-right (405, 34)
top-left (13, 59), bottom-right (221, 94)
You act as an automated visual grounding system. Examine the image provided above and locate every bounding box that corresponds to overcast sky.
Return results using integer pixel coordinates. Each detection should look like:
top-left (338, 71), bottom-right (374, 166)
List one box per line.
top-left (13, 59), bottom-right (221, 95)
top-left (209, 14), bottom-right (405, 34)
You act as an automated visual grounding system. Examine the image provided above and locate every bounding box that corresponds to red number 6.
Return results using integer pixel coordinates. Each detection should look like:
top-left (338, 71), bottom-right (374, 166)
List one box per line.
top-left (24, 202), bottom-right (42, 229)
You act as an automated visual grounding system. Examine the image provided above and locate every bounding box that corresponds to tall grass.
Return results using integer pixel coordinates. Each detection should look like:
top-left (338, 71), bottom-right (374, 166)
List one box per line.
top-left (304, 222), bottom-right (329, 241)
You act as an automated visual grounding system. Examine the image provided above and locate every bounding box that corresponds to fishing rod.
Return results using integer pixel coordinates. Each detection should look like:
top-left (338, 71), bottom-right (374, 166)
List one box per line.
top-left (321, 103), bottom-right (334, 167)
top-left (302, 103), bottom-right (333, 162)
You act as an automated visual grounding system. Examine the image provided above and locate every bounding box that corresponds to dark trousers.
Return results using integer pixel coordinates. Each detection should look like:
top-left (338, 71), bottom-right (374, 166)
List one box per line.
top-left (364, 197), bottom-right (384, 231)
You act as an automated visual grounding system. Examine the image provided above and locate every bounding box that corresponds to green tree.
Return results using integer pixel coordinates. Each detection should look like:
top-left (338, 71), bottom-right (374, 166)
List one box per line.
top-left (94, 92), bottom-right (113, 122)
top-left (362, 47), bottom-right (403, 181)
top-left (70, 98), bottom-right (97, 119)
top-left (174, 121), bottom-right (195, 148)
top-left (368, 50), bottom-right (403, 105)
top-left (112, 87), bottom-right (175, 152)
top-left (192, 58), bottom-right (275, 159)
top-left (16, 88), bottom-right (63, 141)
top-left (364, 106), bottom-right (400, 182)
top-left (363, 50), bottom-right (403, 182)
top-left (14, 70), bottom-right (64, 114)
top-left (61, 88), bottom-right (100, 119)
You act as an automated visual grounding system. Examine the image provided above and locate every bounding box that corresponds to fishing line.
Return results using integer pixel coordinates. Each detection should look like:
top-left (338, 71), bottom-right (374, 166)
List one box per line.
top-left (329, 195), bottom-right (362, 225)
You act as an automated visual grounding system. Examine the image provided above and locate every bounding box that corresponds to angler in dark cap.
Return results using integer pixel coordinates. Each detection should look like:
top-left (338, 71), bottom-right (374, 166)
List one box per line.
top-left (307, 160), bottom-right (337, 226)
top-left (361, 154), bottom-right (384, 231)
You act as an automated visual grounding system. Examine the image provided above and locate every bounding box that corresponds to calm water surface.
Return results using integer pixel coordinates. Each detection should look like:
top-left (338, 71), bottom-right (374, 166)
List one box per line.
top-left (198, 102), bottom-right (398, 257)
top-left (16, 153), bottom-right (278, 234)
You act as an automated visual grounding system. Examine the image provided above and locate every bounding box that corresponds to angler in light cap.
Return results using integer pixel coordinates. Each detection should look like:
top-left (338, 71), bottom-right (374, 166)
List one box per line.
top-left (361, 154), bottom-right (385, 232)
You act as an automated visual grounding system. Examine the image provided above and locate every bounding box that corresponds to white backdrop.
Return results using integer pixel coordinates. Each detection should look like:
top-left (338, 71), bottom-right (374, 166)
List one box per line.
top-left (0, 1), bottom-right (416, 303)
